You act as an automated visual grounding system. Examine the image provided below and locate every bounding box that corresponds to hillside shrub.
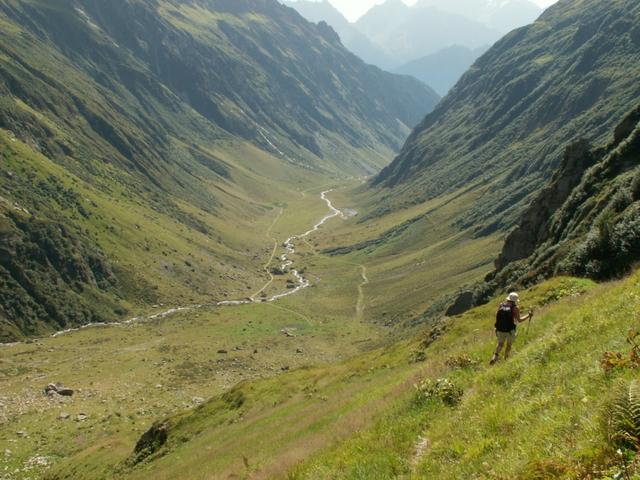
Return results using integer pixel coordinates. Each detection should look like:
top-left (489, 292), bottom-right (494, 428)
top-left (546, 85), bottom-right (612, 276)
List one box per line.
top-left (414, 378), bottom-right (463, 407)
top-left (560, 204), bottom-right (640, 279)
top-left (601, 330), bottom-right (640, 374)
top-left (409, 349), bottom-right (427, 363)
top-left (445, 354), bottom-right (478, 370)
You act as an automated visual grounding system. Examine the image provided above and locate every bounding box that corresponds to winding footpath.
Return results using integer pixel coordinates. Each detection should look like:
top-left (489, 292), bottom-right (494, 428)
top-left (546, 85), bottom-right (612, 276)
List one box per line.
top-left (356, 265), bottom-right (369, 321)
top-left (38, 190), bottom-right (345, 340)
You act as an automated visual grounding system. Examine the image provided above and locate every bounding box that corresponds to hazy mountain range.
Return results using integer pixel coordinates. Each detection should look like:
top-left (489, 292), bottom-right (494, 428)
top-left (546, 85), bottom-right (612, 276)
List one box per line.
top-left (394, 45), bottom-right (490, 96)
top-left (283, 0), bottom-right (542, 93)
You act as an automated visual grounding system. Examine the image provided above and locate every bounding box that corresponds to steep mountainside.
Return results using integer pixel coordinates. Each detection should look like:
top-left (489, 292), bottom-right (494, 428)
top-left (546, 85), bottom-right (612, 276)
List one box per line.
top-left (374, 0), bottom-right (640, 232)
top-left (281, 0), bottom-right (393, 69)
top-left (355, 0), bottom-right (500, 64)
top-left (492, 103), bottom-right (640, 286)
top-left (395, 45), bottom-right (489, 96)
top-left (0, 0), bottom-right (438, 340)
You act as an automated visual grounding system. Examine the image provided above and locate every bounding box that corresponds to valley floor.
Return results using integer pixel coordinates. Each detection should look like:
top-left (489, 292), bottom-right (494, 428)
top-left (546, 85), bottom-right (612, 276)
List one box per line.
top-left (0, 173), bottom-right (501, 479)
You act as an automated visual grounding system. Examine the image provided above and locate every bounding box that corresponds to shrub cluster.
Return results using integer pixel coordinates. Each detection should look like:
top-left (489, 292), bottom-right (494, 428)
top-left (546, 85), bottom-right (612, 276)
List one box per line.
top-left (560, 202), bottom-right (640, 279)
top-left (601, 330), bottom-right (640, 374)
top-left (445, 354), bottom-right (478, 369)
top-left (414, 378), bottom-right (463, 407)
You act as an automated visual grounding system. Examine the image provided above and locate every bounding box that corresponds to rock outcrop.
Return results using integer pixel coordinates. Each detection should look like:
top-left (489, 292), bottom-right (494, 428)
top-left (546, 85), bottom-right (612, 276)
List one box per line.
top-left (491, 103), bottom-right (640, 286)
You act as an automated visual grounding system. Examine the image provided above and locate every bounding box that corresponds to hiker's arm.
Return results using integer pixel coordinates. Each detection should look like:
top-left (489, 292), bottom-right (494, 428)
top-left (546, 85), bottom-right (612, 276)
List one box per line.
top-left (519, 312), bottom-right (532, 322)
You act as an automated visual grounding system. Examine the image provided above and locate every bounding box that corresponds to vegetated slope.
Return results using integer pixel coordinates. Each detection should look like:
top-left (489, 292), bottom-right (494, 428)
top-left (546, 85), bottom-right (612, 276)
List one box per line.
top-left (436, 104), bottom-right (640, 316)
top-left (281, 0), bottom-right (394, 69)
top-left (0, 0), bottom-right (437, 175)
top-left (289, 271), bottom-right (640, 479)
top-left (395, 45), bottom-right (489, 96)
top-left (492, 103), bottom-right (640, 286)
top-left (0, 0), bottom-right (438, 341)
top-left (52, 269), bottom-right (640, 479)
top-left (354, 0), bottom-right (500, 64)
top-left (374, 0), bottom-right (640, 232)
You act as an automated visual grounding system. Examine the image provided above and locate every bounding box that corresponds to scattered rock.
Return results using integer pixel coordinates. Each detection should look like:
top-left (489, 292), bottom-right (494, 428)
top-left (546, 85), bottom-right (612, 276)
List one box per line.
top-left (191, 397), bottom-right (205, 405)
top-left (16, 431), bottom-right (27, 438)
top-left (217, 349), bottom-right (228, 354)
top-left (59, 412), bottom-right (70, 420)
top-left (44, 383), bottom-right (59, 394)
top-left (44, 383), bottom-right (74, 397)
top-left (76, 413), bottom-right (89, 421)
top-left (281, 329), bottom-right (295, 338)
top-left (24, 455), bottom-right (51, 470)
top-left (281, 366), bottom-right (290, 371)
top-left (296, 348), bottom-right (304, 354)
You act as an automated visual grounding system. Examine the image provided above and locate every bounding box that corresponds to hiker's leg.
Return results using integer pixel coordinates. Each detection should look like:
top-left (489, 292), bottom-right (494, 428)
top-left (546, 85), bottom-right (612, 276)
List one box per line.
top-left (504, 331), bottom-right (515, 359)
top-left (504, 341), bottom-right (512, 359)
top-left (492, 335), bottom-right (505, 363)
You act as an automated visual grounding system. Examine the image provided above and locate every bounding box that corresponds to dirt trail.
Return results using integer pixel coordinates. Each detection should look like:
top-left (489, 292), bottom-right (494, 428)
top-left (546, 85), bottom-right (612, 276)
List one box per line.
top-left (250, 208), bottom-right (283, 301)
top-left (356, 264), bottom-right (369, 321)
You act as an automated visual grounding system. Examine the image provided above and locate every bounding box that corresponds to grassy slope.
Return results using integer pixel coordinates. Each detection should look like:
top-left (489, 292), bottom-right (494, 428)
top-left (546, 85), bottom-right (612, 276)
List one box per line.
top-left (291, 273), bottom-right (640, 479)
top-left (0, 128), bottom-right (330, 322)
top-left (31, 266), bottom-right (640, 479)
top-left (0, 176), bottom-right (505, 479)
top-left (313, 184), bottom-right (502, 327)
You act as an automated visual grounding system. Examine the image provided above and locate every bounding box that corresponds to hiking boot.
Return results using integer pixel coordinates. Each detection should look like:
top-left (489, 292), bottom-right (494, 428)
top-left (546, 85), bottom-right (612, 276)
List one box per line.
top-left (489, 355), bottom-right (498, 366)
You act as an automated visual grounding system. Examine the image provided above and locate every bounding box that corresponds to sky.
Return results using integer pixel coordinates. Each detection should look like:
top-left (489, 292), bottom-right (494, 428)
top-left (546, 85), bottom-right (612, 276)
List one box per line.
top-left (321, 0), bottom-right (560, 22)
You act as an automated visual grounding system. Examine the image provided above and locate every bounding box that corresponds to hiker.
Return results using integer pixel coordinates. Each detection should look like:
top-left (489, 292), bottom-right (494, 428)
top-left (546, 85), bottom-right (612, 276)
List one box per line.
top-left (489, 292), bottom-right (532, 365)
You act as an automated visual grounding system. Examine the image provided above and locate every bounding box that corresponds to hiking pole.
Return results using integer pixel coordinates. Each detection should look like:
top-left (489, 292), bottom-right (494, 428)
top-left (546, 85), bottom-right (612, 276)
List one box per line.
top-left (525, 309), bottom-right (534, 338)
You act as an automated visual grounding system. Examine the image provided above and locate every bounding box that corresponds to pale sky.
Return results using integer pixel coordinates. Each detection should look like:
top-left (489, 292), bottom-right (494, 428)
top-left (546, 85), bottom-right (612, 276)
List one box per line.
top-left (325, 0), bottom-right (559, 22)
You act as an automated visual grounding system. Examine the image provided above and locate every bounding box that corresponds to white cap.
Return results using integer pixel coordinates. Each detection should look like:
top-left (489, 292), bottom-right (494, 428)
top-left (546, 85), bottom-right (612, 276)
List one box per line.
top-left (507, 292), bottom-right (519, 303)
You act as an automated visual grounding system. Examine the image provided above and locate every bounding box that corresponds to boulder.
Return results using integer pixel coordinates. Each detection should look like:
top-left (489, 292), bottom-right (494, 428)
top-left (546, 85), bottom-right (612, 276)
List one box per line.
top-left (44, 383), bottom-right (74, 397)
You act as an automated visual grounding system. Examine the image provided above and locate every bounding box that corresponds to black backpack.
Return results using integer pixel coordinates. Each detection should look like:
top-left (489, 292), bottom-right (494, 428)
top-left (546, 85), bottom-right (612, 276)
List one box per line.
top-left (495, 302), bottom-right (516, 332)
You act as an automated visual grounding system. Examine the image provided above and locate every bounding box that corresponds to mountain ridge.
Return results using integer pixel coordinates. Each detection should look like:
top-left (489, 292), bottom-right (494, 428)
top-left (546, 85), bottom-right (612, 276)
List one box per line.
top-left (373, 0), bottom-right (640, 233)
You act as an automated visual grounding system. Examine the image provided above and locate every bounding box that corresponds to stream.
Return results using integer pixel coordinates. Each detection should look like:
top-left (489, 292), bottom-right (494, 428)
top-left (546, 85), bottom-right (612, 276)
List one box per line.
top-left (40, 190), bottom-right (345, 340)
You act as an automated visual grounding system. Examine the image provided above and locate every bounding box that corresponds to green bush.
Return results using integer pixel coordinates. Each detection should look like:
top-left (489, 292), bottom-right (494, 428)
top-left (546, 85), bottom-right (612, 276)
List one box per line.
top-left (560, 203), bottom-right (640, 279)
top-left (414, 378), bottom-right (463, 407)
top-left (445, 354), bottom-right (478, 369)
